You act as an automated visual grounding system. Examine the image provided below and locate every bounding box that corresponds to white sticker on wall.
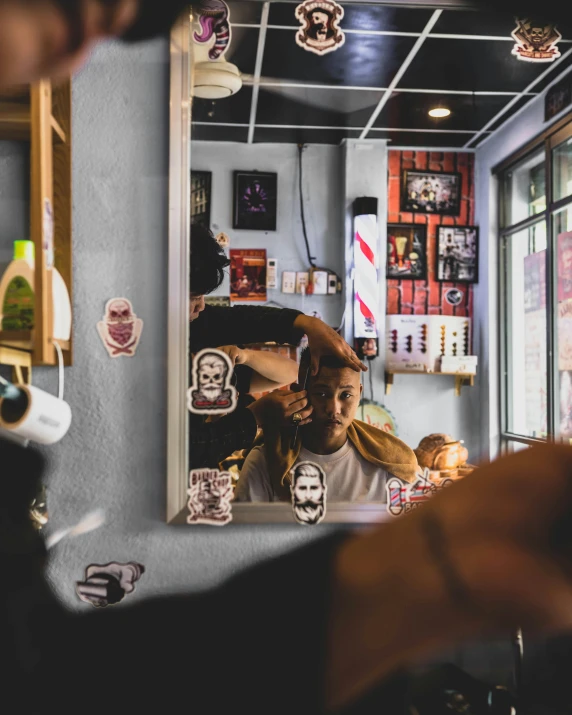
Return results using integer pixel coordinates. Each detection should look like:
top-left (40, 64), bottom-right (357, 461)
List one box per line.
top-left (386, 469), bottom-right (454, 517)
top-left (187, 468), bottom-right (233, 525)
top-left (511, 20), bottom-right (561, 62)
top-left (188, 348), bottom-right (238, 415)
top-left (295, 0), bottom-right (345, 56)
top-left (97, 298), bottom-right (143, 358)
top-left (290, 461), bottom-right (327, 525)
top-left (76, 562), bottom-right (145, 608)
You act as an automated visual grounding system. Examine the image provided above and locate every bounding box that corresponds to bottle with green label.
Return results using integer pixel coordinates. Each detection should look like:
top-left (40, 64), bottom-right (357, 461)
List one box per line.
top-left (0, 240), bottom-right (35, 330)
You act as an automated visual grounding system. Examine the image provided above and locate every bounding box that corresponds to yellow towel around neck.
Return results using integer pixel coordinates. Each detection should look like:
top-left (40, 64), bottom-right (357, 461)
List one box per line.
top-left (257, 419), bottom-right (419, 501)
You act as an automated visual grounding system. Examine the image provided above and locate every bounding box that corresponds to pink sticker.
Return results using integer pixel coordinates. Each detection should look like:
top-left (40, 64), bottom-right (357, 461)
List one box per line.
top-left (386, 469), bottom-right (454, 517)
top-left (76, 562), bottom-right (145, 608)
top-left (187, 468), bottom-right (233, 526)
top-left (97, 298), bottom-right (143, 358)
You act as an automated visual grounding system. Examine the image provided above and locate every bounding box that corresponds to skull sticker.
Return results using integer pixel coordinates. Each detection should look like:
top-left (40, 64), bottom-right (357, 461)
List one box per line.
top-left (97, 298), bottom-right (143, 358)
top-left (188, 348), bottom-right (238, 415)
top-left (76, 562), bottom-right (145, 607)
top-left (187, 468), bottom-right (233, 526)
top-left (511, 19), bottom-right (562, 62)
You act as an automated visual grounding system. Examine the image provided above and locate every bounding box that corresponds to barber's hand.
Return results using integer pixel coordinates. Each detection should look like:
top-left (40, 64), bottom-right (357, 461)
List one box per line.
top-left (246, 389), bottom-right (313, 428)
top-left (293, 315), bottom-right (366, 375)
top-left (216, 345), bottom-right (247, 365)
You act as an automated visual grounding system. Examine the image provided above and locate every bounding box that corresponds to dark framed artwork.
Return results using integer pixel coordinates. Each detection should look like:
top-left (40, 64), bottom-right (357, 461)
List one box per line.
top-left (436, 226), bottom-right (479, 284)
top-left (387, 224), bottom-right (427, 280)
top-left (233, 171), bottom-right (277, 231)
top-left (401, 170), bottom-right (461, 216)
top-left (190, 171), bottom-right (212, 228)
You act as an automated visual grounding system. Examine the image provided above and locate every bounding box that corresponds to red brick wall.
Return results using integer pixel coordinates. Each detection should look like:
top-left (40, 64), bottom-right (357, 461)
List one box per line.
top-left (387, 150), bottom-right (475, 318)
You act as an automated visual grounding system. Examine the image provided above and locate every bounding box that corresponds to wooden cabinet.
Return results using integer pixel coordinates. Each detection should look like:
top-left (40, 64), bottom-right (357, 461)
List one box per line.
top-left (0, 79), bottom-right (72, 375)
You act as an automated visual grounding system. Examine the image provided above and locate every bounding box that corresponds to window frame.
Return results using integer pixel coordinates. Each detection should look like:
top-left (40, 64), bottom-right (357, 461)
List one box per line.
top-left (495, 111), bottom-right (572, 448)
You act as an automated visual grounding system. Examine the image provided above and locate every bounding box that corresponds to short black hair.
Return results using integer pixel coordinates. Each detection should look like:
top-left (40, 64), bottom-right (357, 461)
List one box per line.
top-left (190, 224), bottom-right (230, 296)
top-left (299, 347), bottom-right (347, 381)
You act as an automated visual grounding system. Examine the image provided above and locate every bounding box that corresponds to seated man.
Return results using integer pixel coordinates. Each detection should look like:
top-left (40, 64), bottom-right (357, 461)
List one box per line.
top-left (235, 347), bottom-right (419, 502)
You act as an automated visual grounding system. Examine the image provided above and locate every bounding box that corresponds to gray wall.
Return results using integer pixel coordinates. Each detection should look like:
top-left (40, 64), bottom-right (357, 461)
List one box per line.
top-left (191, 140), bottom-right (344, 327)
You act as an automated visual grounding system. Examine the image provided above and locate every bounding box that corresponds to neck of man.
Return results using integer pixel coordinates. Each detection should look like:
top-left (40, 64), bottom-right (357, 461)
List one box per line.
top-left (302, 428), bottom-right (348, 456)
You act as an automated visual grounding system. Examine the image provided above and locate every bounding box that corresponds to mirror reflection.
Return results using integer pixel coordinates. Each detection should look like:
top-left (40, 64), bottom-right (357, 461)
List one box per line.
top-left (185, 1), bottom-right (572, 520)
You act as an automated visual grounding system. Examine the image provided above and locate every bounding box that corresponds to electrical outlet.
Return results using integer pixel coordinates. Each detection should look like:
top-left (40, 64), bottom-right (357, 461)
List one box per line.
top-left (296, 271), bottom-right (309, 294)
top-left (328, 274), bottom-right (337, 294)
top-left (282, 271), bottom-right (296, 294)
top-left (313, 271), bottom-right (328, 295)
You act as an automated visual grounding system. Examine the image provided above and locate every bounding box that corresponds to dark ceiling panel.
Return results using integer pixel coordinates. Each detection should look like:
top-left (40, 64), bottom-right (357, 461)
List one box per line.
top-left (226, 27), bottom-right (259, 75)
top-left (256, 86), bottom-right (381, 127)
top-left (253, 126), bottom-right (359, 145)
top-left (227, 1), bottom-right (263, 25)
top-left (260, 29), bottom-right (416, 87)
top-left (399, 37), bottom-right (553, 92)
top-left (192, 86), bottom-right (253, 125)
top-left (434, 10), bottom-right (572, 40)
top-left (477, 95), bottom-right (534, 134)
top-left (530, 54), bottom-right (572, 94)
top-left (191, 125), bottom-right (249, 143)
top-left (373, 91), bottom-right (517, 131)
top-left (268, 2), bottom-right (433, 32)
top-left (371, 130), bottom-right (474, 148)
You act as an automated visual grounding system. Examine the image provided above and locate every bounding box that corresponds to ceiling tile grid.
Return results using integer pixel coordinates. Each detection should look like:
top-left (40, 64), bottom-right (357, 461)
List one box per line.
top-left (192, 1), bottom-right (572, 148)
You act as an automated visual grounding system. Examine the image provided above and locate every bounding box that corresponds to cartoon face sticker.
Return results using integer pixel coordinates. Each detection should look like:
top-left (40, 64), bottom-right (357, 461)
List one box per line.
top-left (511, 19), bottom-right (562, 62)
top-left (193, 0), bottom-right (232, 60)
top-left (295, 0), bottom-right (345, 56)
top-left (76, 562), bottom-right (145, 608)
top-left (188, 348), bottom-right (238, 415)
top-left (97, 298), bottom-right (143, 358)
top-left (187, 469), bottom-right (233, 525)
top-left (290, 461), bottom-right (327, 525)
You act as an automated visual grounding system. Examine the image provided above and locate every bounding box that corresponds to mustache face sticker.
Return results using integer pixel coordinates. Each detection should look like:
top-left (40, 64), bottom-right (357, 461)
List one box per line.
top-left (290, 461), bottom-right (327, 525)
top-left (295, 0), bottom-right (345, 56)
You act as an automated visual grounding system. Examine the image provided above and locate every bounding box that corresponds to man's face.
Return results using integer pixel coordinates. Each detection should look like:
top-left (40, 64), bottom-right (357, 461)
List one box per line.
top-left (310, 11), bottom-right (328, 28)
top-left (293, 474), bottom-right (324, 505)
top-left (0, 0), bottom-right (138, 90)
top-left (305, 366), bottom-right (362, 441)
top-left (189, 294), bottom-right (206, 322)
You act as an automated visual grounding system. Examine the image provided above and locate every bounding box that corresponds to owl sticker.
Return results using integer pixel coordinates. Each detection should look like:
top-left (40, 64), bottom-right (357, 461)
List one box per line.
top-left (97, 298), bottom-right (144, 358)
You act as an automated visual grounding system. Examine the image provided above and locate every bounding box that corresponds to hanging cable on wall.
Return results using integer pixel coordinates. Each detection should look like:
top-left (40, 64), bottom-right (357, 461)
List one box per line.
top-left (297, 144), bottom-right (343, 298)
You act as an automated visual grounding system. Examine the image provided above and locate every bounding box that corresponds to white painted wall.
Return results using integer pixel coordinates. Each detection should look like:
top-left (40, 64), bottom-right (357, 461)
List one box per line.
top-left (475, 65), bottom-right (572, 460)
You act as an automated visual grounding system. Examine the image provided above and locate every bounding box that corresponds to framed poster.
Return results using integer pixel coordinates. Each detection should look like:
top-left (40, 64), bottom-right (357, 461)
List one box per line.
top-left (230, 249), bottom-right (267, 302)
top-left (436, 226), bottom-right (479, 284)
top-left (387, 224), bottom-right (427, 280)
top-left (401, 170), bottom-right (461, 216)
top-left (190, 171), bottom-right (212, 228)
top-left (233, 171), bottom-right (277, 231)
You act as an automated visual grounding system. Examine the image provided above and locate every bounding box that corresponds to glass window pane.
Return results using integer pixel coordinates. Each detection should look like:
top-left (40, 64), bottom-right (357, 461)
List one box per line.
top-left (504, 223), bottom-right (548, 439)
top-left (553, 137), bottom-right (572, 204)
top-left (554, 206), bottom-right (572, 440)
top-left (501, 149), bottom-right (546, 228)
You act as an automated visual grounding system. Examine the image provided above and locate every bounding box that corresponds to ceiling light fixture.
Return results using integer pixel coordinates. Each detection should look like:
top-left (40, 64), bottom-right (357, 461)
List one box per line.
top-left (428, 107), bottom-right (451, 118)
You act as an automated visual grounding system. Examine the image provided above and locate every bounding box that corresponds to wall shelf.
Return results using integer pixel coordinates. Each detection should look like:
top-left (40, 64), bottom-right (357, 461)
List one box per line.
top-left (0, 79), bottom-right (72, 368)
top-left (385, 370), bottom-right (475, 397)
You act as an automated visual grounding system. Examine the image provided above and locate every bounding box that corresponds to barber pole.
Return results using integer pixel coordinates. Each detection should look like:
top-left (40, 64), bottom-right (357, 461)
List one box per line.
top-left (353, 197), bottom-right (380, 342)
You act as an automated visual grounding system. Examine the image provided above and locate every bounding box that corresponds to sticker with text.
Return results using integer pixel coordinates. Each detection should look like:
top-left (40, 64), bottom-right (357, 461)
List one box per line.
top-left (386, 469), bottom-right (454, 517)
top-left (511, 19), bottom-right (561, 63)
top-left (290, 461), bottom-right (327, 525)
top-left (295, 0), bottom-right (345, 56)
top-left (187, 468), bottom-right (233, 526)
top-left (97, 298), bottom-right (143, 358)
top-left (76, 562), bottom-right (145, 608)
top-left (188, 348), bottom-right (238, 415)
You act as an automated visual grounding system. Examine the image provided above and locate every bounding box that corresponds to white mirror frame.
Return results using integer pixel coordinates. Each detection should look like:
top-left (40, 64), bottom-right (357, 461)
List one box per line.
top-left (166, 8), bottom-right (393, 526)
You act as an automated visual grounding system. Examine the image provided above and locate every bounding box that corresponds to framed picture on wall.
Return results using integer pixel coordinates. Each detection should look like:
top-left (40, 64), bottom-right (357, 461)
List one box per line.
top-left (233, 171), bottom-right (277, 231)
top-left (436, 226), bottom-right (479, 284)
top-left (401, 170), bottom-right (461, 216)
top-left (387, 224), bottom-right (427, 280)
top-left (230, 249), bottom-right (267, 302)
top-left (190, 171), bottom-right (212, 228)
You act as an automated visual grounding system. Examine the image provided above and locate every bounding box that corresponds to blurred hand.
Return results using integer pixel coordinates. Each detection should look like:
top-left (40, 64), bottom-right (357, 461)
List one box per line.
top-left (294, 315), bottom-right (366, 375)
top-left (247, 389), bottom-right (313, 428)
top-left (216, 345), bottom-right (247, 366)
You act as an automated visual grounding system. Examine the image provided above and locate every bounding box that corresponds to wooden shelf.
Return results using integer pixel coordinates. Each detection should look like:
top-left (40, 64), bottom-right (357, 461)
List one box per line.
top-left (385, 370), bottom-right (475, 397)
top-left (0, 79), bottom-right (73, 369)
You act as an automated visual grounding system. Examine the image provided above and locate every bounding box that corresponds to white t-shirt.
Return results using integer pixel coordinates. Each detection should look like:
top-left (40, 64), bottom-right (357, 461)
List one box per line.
top-left (235, 440), bottom-right (390, 503)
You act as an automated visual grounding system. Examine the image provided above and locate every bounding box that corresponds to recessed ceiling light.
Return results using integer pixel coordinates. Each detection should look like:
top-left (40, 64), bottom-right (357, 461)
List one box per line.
top-left (429, 107), bottom-right (451, 118)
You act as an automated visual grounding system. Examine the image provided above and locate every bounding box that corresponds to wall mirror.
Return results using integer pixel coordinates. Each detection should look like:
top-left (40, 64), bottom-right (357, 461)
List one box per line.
top-left (168, 1), bottom-right (572, 524)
